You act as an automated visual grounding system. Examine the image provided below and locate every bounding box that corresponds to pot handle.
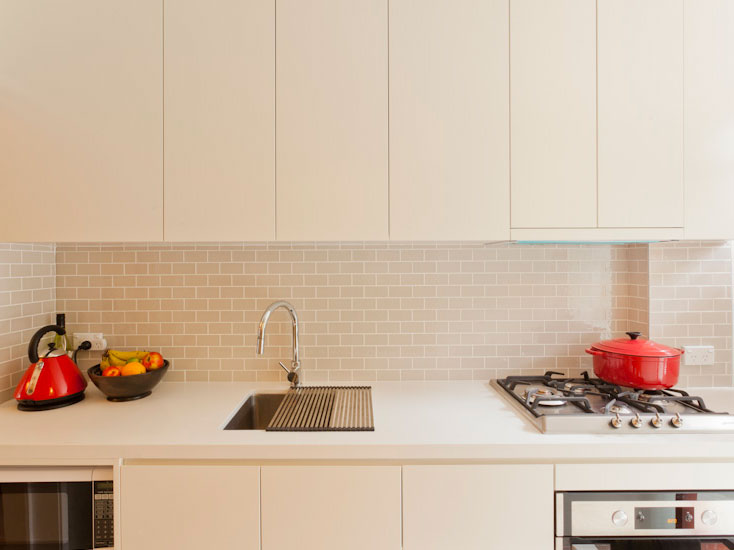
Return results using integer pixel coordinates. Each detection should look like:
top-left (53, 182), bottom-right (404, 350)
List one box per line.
top-left (626, 331), bottom-right (641, 340)
top-left (28, 324), bottom-right (65, 364)
top-left (585, 348), bottom-right (604, 356)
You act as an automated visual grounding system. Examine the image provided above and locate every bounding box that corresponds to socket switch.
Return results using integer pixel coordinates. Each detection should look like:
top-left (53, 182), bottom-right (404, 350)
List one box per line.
top-left (73, 332), bottom-right (107, 351)
top-left (683, 345), bottom-right (715, 366)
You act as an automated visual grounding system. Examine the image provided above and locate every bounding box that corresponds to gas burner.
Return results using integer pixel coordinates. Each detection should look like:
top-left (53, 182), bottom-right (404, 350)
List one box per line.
top-left (563, 382), bottom-right (592, 394)
top-left (524, 388), bottom-right (565, 407)
top-left (638, 394), bottom-right (670, 406)
top-left (607, 403), bottom-right (633, 415)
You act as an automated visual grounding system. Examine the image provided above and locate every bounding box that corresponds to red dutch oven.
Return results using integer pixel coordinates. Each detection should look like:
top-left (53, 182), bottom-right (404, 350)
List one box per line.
top-left (585, 332), bottom-right (684, 390)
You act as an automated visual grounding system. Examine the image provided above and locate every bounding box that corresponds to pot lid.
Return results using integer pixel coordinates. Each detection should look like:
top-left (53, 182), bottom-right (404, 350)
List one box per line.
top-left (590, 332), bottom-right (683, 358)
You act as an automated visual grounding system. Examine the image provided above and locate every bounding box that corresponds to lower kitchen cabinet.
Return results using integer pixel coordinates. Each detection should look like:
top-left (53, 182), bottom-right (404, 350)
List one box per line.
top-left (120, 465), bottom-right (260, 550)
top-left (261, 465), bottom-right (401, 550)
top-left (403, 465), bottom-right (554, 550)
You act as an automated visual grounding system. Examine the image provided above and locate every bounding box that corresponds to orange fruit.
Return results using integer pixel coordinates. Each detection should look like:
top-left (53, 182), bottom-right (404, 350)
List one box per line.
top-left (120, 362), bottom-right (146, 376)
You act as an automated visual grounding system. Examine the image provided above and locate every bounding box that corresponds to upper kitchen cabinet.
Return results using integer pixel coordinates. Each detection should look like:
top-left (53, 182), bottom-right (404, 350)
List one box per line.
top-left (683, 0), bottom-right (734, 239)
top-left (164, 0), bottom-right (275, 241)
top-left (510, 0), bottom-right (597, 229)
top-left (389, 0), bottom-right (509, 241)
top-left (0, 0), bottom-right (163, 242)
top-left (597, 0), bottom-right (684, 229)
top-left (276, 0), bottom-right (388, 241)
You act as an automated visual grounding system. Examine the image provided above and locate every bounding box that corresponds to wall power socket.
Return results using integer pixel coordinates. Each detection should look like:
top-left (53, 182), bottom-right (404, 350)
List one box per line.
top-left (73, 333), bottom-right (107, 351)
top-left (683, 345), bottom-right (715, 366)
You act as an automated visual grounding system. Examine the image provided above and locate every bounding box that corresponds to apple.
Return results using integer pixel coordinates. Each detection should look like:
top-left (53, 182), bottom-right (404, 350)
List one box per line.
top-left (101, 366), bottom-right (121, 377)
top-left (143, 351), bottom-right (164, 371)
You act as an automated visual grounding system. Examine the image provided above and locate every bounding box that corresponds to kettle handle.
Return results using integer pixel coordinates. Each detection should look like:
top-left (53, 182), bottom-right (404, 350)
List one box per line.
top-left (28, 325), bottom-right (65, 363)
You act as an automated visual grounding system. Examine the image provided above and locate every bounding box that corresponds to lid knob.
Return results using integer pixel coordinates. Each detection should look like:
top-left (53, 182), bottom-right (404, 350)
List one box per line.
top-left (625, 331), bottom-right (641, 340)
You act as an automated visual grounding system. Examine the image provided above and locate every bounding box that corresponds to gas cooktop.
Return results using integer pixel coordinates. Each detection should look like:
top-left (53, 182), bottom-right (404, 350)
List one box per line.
top-left (491, 371), bottom-right (734, 434)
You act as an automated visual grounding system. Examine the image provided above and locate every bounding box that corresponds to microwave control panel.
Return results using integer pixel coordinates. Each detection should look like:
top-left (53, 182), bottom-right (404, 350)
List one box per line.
top-left (93, 480), bottom-right (114, 548)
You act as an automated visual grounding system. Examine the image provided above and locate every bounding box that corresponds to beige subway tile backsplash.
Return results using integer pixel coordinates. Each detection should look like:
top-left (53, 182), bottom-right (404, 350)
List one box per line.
top-left (649, 241), bottom-right (733, 387)
top-left (0, 241), bottom-right (729, 394)
top-left (0, 243), bottom-right (56, 401)
top-left (48, 241), bottom-right (727, 386)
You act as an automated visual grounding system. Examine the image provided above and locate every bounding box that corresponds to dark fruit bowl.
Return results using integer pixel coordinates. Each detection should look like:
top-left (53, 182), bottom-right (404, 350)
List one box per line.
top-left (87, 361), bottom-right (169, 402)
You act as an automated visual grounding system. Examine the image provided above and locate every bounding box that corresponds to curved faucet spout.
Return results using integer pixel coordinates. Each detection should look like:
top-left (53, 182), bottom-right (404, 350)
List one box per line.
top-left (256, 301), bottom-right (301, 386)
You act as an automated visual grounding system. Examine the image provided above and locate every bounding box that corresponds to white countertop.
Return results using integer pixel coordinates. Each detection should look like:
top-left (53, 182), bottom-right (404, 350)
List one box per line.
top-left (2, 381), bottom-right (734, 462)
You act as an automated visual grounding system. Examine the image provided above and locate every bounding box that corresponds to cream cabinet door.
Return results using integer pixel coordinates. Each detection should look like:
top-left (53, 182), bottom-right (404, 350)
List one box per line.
top-left (0, 0), bottom-right (162, 242)
top-left (684, 0), bottom-right (734, 239)
top-left (164, 0), bottom-right (275, 241)
top-left (389, 0), bottom-right (509, 241)
top-left (510, 0), bottom-right (597, 229)
top-left (276, 0), bottom-right (388, 241)
top-left (403, 465), bottom-right (554, 550)
top-left (598, 0), bottom-right (684, 228)
top-left (121, 465), bottom-right (259, 550)
top-left (261, 466), bottom-right (401, 550)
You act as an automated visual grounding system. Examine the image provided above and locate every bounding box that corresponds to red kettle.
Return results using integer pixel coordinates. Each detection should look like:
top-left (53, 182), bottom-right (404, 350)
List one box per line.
top-left (14, 325), bottom-right (88, 411)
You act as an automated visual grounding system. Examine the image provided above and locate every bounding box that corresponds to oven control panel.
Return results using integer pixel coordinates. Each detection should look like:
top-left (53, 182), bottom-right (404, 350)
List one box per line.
top-left (557, 491), bottom-right (734, 538)
top-left (93, 480), bottom-right (114, 548)
top-left (634, 505), bottom-right (695, 529)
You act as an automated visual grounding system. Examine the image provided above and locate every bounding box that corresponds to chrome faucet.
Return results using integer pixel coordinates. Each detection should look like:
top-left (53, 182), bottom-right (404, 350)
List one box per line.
top-left (256, 301), bottom-right (301, 387)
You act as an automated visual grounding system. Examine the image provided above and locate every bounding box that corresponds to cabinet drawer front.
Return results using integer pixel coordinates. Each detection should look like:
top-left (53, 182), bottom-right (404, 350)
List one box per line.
top-left (403, 465), bottom-right (554, 550)
top-left (121, 465), bottom-right (259, 550)
top-left (261, 465), bottom-right (401, 550)
top-left (556, 463), bottom-right (734, 491)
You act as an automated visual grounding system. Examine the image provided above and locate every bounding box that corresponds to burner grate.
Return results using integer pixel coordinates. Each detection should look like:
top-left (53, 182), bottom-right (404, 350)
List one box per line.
top-left (496, 370), bottom-right (715, 417)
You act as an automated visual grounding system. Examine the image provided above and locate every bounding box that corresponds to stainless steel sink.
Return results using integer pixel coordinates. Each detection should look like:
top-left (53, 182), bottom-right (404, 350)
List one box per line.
top-left (224, 386), bottom-right (374, 431)
top-left (223, 393), bottom-right (285, 430)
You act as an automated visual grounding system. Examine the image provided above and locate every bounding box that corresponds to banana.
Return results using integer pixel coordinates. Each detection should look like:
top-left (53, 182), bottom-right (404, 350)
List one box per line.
top-left (103, 352), bottom-right (126, 367)
top-left (104, 350), bottom-right (149, 367)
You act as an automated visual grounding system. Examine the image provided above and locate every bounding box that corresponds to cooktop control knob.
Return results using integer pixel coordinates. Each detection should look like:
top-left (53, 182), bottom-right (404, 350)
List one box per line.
top-left (650, 413), bottom-right (663, 428)
top-left (702, 510), bottom-right (718, 526)
top-left (630, 414), bottom-right (643, 428)
top-left (670, 413), bottom-right (683, 428)
top-left (612, 510), bottom-right (628, 527)
top-left (610, 413), bottom-right (623, 429)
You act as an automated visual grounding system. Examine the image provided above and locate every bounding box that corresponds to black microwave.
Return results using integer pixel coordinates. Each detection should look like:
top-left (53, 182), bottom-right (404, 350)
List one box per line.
top-left (0, 467), bottom-right (113, 550)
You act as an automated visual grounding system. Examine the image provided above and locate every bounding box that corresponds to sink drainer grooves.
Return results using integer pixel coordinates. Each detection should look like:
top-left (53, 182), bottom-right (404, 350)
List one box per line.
top-left (266, 386), bottom-right (374, 431)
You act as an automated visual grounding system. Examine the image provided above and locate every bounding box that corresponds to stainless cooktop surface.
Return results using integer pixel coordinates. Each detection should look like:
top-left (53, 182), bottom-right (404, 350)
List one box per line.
top-left (492, 371), bottom-right (734, 434)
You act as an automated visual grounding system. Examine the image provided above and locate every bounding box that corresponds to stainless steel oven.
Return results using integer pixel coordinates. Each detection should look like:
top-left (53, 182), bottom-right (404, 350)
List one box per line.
top-left (556, 491), bottom-right (734, 549)
top-left (0, 467), bottom-right (113, 550)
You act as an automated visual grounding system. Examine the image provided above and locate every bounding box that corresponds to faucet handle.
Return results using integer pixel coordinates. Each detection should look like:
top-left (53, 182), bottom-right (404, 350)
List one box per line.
top-left (279, 361), bottom-right (300, 386)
